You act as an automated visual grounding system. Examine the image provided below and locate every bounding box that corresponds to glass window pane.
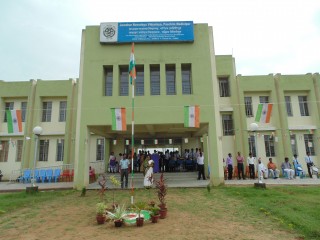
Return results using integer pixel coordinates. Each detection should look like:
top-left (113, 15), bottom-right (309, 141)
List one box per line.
top-left (150, 65), bottom-right (160, 95)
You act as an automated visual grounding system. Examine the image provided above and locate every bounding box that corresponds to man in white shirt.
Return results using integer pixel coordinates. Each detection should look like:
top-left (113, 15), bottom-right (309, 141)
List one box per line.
top-left (304, 152), bottom-right (314, 178)
top-left (197, 152), bottom-right (206, 180)
top-left (247, 152), bottom-right (256, 179)
top-left (281, 157), bottom-right (295, 179)
top-left (257, 158), bottom-right (268, 182)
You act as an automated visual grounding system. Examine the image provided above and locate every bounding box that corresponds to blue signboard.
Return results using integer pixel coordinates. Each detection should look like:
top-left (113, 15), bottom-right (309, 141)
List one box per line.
top-left (100, 21), bottom-right (194, 43)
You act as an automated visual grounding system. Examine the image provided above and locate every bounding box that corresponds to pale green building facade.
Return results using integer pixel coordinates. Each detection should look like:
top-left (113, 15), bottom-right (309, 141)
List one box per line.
top-left (0, 22), bottom-right (319, 189)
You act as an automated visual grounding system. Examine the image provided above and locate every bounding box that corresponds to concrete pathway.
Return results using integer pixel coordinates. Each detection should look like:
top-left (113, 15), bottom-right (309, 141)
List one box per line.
top-left (0, 172), bottom-right (319, 192)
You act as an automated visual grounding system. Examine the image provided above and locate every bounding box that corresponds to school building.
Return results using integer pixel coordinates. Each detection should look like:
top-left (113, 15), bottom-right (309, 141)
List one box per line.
top-left (0, 21), bottom-right (319, 189)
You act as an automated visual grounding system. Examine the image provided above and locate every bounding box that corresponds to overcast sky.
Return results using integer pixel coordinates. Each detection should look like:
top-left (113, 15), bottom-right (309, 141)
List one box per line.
top-left (0, 0), bottom-right (319, 82)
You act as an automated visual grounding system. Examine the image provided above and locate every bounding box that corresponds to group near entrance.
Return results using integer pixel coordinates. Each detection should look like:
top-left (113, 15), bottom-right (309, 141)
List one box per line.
top-left (0, 21), bottom-right (319, 190)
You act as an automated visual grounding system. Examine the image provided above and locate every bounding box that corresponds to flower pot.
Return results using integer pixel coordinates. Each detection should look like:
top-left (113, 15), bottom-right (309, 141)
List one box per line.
top-left (96, 214), bottom-right (106, 224)
top-left (151, 214), bottom-right (160, 223)
top-left (149, 202), bottom-right (155, 207)
top-left (159, 208), bottom-right (167, 219)
top-left (114, 220), bottom-right (123, 227)
top-left (136, 217), bottom-right (144, 227)
top-left (158, 203), bottom-right (166, 210)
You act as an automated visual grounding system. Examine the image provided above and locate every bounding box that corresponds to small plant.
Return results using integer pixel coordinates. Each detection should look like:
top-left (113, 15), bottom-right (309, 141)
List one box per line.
top-left (80, 187), bottom-right (86, 197)
top-left (96, 202), bottom-right (106, 215)
top-left (155, 173), bottom-right (167, 208)
top-left (150, 206), bottom-right (160, 216)
top-left (109, 175), bottom-right (121, 206)
top-left (106, 204), bottom-right (127, 222)
top-left (98, 175), bottom-right (107, 201)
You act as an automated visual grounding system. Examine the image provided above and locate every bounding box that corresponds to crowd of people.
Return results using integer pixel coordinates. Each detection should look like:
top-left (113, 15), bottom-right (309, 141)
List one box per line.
top-left (224, 151), bottom-right (318, 180)
top-left (107, 148), bottom-right (206, 188)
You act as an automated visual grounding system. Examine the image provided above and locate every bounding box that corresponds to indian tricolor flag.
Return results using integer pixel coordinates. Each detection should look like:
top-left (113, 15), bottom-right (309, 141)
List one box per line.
top-left (255, 103), bottom-right (273, 123)
top-left (111, 108), bottom-right (126, 131)
top-left (128, 43), bottom-right (136, 84)
top-left (6, 110), bottom-right (22, 134)
top-left (184, 106), bottom-right (200, 128)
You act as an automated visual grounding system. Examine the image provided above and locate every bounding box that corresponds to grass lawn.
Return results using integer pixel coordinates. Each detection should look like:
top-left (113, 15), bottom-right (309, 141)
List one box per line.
top-left (0, 186), bottom-right (319, 240)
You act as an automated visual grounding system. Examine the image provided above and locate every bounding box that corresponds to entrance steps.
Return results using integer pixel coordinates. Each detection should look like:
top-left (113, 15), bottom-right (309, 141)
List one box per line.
top-left (88, 171), bottom-right (209, 189)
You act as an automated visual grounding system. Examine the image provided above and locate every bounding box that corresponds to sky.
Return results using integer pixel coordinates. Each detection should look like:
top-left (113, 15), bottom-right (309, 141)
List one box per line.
top-left (0, 0), bottom-right (320, 82)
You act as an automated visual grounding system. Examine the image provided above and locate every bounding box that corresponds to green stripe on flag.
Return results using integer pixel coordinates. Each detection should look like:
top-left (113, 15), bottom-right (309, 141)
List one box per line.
top-left (6, 110), bottom-right (13, 133)
top-left (255, 104), bottom-right (263, 122)
top-left (111, 108), bottom-right (116, 130)
top-left (184, 106), bottom-right (189, 127)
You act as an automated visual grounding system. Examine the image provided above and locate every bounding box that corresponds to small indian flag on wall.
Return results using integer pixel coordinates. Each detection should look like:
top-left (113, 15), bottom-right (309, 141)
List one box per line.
top-left (255, 103), bottom-right (273, 123)
top-left (6, 110), bottom-right (22, 134)
top-left (184, 105), bottom-right (200, 128)
top-left (111, 108), bottom-right (126, 131)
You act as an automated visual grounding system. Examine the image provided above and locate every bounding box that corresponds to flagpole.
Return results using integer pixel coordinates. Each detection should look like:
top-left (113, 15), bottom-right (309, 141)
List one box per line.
top-left (129, 42), bottom-right (136, 205)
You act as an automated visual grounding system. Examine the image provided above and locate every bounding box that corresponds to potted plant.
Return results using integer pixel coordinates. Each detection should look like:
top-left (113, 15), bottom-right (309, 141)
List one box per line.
top-left (155, 173), bottom-right (168, 219)
top-left (96, 202), bottom-right (106, 224)
top-left (134, 202), bottom-right (147, 227)
top-left (109, 175), bottom-right (120, 208)
top-left (106, 204), bottom-right (127, 227)
top-left (150, 206), bottom-right (160, 223)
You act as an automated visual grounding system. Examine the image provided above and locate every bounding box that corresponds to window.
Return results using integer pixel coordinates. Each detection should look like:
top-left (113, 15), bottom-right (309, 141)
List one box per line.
top-left (218, 77), bottom-right (230, 97)
top-left (39, 140), bottom-right (49, 161)
top-left (104, 66), bottom-right (113, 96)
top-left (244, 97), bottom-right (253, 117)
top-left (119, 66), bottom-right (129, 96)
top-left (59, 101), bottom-right (67, 122)
top-left (0, 141), bottom-right (9, 162)
top-left (42, 102), bottom-right (52, 122)
top-left (285, 96), bottom-right (293, 117)
top-left (21, 102), bottom-right (27, 122)
top-left (290, 134), bottom-right (298, 155)
top-left (222, 114), bottom-right (234, 135)
top-left (135, 65), bottom-right (144, 96)
top-left (304, 134), bottom-right (315, 155)
top-left (182, 64), bottom-right (192, 94)
top-left (150, 65), bottom-right (160, 95)
top-left (4, 102), bottom-right (14, 122)
top-left (264, 135), bottom-right (275, 157)
top-left (298, 96), bottom-right (309, 116)
top-left (259, 96), bottom-right (269, 103)
top-left (248, 136), bottom-right (256, 157)
top-left (96, 138), bottom-right (105, 161)
top-left (166, 65), bottom-right (176, 95)
top-left (16, 140), bottom-right (23, 162)
top-left (56, 139), bottom-right (64, 162)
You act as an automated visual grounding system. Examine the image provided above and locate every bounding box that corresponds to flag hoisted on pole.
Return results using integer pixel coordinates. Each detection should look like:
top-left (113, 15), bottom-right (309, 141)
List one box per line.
top-left (129, 42), bottom-right (136, 204)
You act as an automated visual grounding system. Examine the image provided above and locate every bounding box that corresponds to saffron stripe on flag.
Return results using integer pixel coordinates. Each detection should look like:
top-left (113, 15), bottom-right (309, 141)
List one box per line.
top-left (265, 104), bottom-right (273, 123)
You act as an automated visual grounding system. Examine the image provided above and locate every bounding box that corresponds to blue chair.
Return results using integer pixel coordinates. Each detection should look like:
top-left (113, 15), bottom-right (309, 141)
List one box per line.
top-left (185, 159), bottom-right (194, 171)
top-left (22, 169), bottom-right (32, 183)
top-left (282, 168), bottom-right (289, 179)
top-left (46, 169), bottom-right (53, 183)
top-left (293, 163), bottom-right (305, 178)
top-left (39, 169), bottom-right (46, 183)
top-left (33, 169), bottom-right (40, 183)
top-left (53, 169), bottom-right (61, 182)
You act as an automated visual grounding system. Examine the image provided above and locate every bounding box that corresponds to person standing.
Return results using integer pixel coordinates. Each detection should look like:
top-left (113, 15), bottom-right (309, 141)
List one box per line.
top-left (197, 151), bottom-right (206, 180)
top-left (144, 160), bottom-right (154, 188)
top-left (247, 152), bottom-right (256, 179)
top-left (119, 153), bottom-right (130, 189)
top-left (151, 150), bottom-right (160, 173)
top-left (304, 152), bottom-right (314, 178)
top-left (109, 152), bottom-right (116, 173)
top-left (236, 152), bottom-right (245, 180)
top-left (226, 153), bottom-right (233, 180)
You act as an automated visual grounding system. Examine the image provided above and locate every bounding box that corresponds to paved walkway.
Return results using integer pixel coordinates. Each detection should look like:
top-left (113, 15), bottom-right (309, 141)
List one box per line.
top-left (0, 173), bottom-right (319, 192)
